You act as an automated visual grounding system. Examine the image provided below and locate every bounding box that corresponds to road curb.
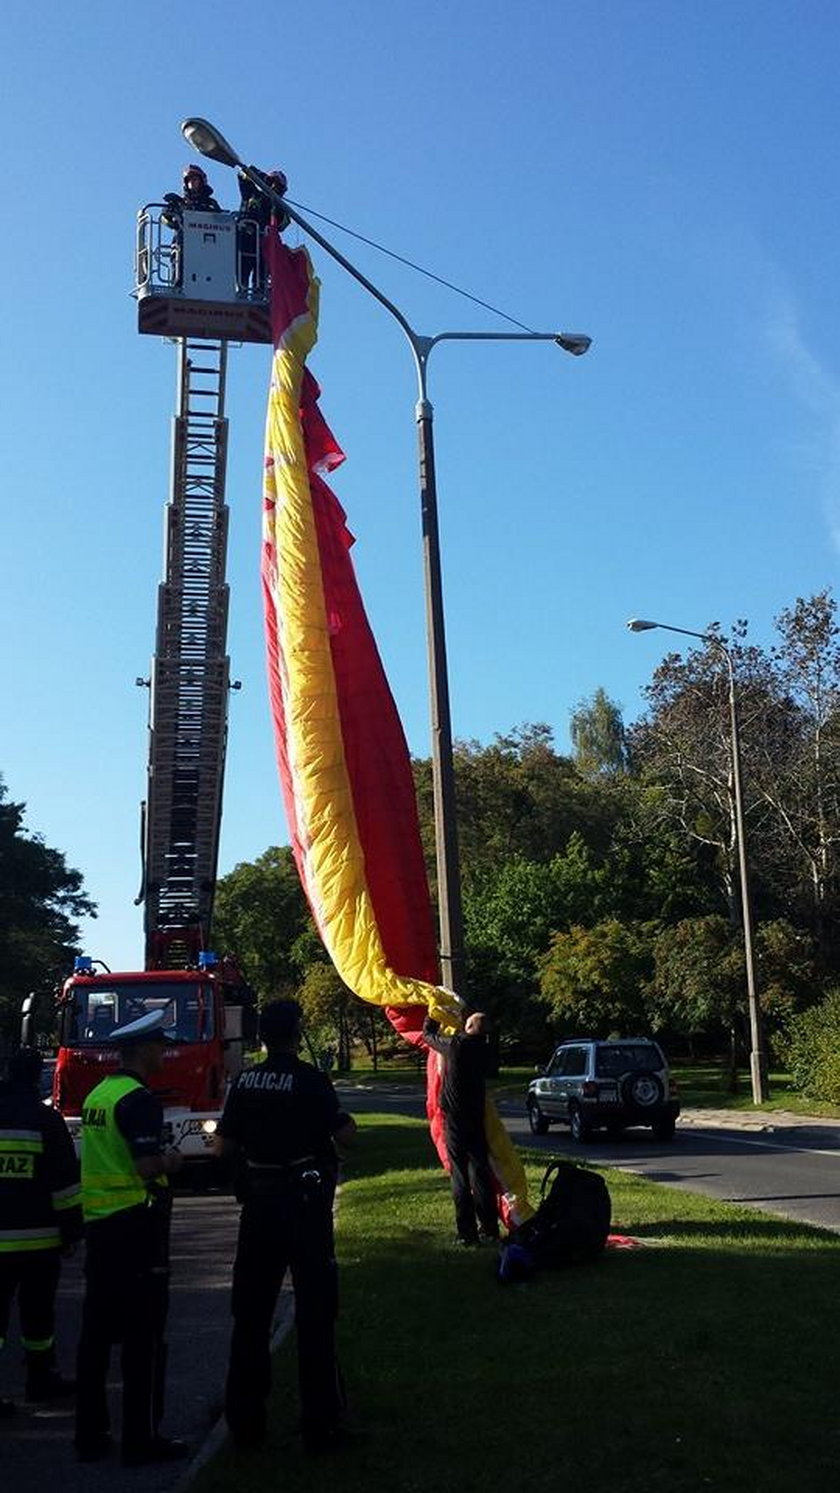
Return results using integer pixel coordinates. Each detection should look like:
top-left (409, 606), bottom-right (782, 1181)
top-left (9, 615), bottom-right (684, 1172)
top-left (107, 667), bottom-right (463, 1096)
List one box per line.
top-left (171, 1294), bottom-right (294, 1491)
top-left (171, 1166), bottom-right (350, 1490)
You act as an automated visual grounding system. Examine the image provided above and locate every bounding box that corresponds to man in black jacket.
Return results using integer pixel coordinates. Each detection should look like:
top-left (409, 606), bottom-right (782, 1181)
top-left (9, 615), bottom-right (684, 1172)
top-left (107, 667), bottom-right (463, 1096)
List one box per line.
top-left (214, 1000), bottom-right (356, 1454)
top-left (0, 1047), bottom-right (82, 1414)
top-left (423, 1012), bottom-right (500, 1246)
top-left (162, 163), bottom-right (221, 223)
top-left (161, 165), bottom-right (221, 287)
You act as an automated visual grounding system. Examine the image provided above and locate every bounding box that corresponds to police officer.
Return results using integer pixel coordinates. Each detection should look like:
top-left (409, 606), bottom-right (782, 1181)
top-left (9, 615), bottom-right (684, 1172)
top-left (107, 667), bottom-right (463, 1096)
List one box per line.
top-left (213, 1000), bottom-right (356, 1453)
top-left (74, 1011), bottom-right (187, 1466)
top-left (423, 1011), bottom-right (500, 1246)
top-left (0, 1046), bottom-right (82, 1414)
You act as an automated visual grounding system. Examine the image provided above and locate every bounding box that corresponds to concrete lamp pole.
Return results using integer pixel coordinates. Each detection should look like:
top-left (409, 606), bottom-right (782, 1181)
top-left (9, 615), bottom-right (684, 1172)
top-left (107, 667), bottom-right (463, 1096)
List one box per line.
top-left (182, 117), bottom-right (592, 999)
top-left (627, 617), bottom-right (769, 1104)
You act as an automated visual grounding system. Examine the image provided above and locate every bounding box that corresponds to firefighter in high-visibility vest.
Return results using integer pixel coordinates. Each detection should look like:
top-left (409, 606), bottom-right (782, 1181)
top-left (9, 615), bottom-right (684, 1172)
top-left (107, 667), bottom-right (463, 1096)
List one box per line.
top-left (73, 1010), bottom-right (188, 1467)
top-left (0, 1045), bottom-right (82, 1416)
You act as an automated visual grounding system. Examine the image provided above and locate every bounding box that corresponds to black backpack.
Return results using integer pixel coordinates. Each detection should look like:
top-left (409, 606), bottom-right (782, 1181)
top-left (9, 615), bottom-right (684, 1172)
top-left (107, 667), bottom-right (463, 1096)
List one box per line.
top-left (499, 1160), bottom-right (611, 1283)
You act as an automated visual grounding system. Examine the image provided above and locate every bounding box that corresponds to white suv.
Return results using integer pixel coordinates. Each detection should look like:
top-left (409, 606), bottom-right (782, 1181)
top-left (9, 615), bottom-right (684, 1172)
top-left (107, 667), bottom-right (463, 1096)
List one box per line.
top-left (527, 1037), bottom-right (679, 1143)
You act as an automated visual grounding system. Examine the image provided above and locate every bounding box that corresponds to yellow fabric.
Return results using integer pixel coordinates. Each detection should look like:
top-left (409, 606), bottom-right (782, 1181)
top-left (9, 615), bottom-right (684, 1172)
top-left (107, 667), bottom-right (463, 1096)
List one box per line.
top-left (263, 246), bottom-right (529, 1223)
top-left (263, 250), bottom-right (458, 1030)
top-left (484, 1098), bottom-right (532, 1224)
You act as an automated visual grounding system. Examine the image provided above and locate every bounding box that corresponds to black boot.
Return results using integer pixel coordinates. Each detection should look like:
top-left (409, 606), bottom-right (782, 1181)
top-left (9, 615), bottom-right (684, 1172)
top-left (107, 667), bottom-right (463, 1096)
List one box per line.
top-left (25, 1348), bottom-right (76, 1402)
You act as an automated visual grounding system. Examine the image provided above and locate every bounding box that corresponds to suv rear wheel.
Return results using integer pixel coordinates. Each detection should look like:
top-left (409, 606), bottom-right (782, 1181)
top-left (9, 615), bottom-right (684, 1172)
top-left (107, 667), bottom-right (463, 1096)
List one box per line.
top-left (527, 1099), bottom-right (550, 1135)
top-left (569, 1103), bottom-right (592, 1144)
top-left (621, 1071), bottom-right (664, 1109)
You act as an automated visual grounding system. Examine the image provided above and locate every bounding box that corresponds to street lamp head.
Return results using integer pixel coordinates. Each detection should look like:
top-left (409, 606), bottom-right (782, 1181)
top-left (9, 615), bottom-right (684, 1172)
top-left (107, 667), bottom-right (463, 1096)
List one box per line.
top-left (626, 618), bottom-right (660, 632)
top-left (555, 333), bottom-right (592, 357)
top-left (181, 117), bottom-right (242, 169)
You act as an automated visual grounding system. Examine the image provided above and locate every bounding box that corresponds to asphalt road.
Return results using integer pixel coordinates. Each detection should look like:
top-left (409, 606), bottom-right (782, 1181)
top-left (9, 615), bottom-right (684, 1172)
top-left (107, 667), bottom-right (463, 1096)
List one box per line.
top-left (337, 1081), bottom-right (840, 1234)
top-left (0, 1187), bottom-right (243, 1493)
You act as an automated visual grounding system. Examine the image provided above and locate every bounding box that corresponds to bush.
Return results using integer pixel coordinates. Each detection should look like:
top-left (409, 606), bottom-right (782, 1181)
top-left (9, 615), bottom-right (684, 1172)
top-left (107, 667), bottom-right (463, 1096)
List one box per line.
top-left (784, 988), bottom-right (840, 1103)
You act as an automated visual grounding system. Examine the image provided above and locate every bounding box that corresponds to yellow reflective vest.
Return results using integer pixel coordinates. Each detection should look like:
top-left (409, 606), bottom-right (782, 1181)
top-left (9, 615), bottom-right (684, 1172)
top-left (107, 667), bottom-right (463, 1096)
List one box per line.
top-left (81, 1074), bottom-right (163, 1222)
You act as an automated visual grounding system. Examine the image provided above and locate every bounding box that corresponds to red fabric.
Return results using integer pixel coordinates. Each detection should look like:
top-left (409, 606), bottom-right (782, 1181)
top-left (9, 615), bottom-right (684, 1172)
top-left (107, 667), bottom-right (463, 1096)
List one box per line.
top-left (309, 471), bottom-right (439, 990)
top-left (263, 240), bottom-right (444, 1158)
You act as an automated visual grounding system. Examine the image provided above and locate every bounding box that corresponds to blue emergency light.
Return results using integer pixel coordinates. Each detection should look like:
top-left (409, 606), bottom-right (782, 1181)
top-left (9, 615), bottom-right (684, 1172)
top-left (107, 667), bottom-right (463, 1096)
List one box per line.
top-left (198, 950), bottom-right (219, 970)
top-left (74, 956), bottom-right (94, 974)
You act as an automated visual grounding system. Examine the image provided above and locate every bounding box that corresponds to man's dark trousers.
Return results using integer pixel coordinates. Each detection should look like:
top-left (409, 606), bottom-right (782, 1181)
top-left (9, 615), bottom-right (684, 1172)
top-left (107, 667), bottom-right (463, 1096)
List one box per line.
top-left (0, 1251), bottom-right (61, 1358)
top-left (443, 1116), bottom-right (499, 1242)
top-left (225, 1176), bottom-right (340, 1446)
top-left (75, 1204), bottom-right (170, 1453)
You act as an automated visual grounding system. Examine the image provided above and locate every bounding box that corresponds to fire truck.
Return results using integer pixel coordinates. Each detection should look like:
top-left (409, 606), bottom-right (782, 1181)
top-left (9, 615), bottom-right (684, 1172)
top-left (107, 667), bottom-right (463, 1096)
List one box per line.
top-left (23, 199), bottom-right (274, 1158)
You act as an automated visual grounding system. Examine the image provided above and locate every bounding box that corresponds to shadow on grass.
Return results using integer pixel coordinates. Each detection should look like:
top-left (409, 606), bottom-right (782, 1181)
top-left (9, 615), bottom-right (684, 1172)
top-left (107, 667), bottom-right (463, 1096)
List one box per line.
top-left (631, 1214), bottom-right (840, 1243)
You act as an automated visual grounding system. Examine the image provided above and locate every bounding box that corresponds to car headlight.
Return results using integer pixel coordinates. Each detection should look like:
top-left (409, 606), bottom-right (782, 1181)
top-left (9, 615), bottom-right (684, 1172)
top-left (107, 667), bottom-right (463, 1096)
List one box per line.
top-left (201, 1119), bottom-right (218, 1135)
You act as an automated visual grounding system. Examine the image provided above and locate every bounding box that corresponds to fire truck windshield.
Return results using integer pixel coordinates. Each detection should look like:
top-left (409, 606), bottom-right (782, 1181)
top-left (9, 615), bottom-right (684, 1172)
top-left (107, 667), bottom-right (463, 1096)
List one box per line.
top-left (63, 982), bottom-right (215, 1046)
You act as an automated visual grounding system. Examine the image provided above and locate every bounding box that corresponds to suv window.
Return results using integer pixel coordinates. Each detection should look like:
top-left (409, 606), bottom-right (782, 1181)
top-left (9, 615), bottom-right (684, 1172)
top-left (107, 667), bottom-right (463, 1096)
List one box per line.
top-left (564, 1046), bottom-right (588, 1077)
top-left (547, 1050), bottom-right (567, 1076)
top-left (595, 1043), bottom-right (662, 1077)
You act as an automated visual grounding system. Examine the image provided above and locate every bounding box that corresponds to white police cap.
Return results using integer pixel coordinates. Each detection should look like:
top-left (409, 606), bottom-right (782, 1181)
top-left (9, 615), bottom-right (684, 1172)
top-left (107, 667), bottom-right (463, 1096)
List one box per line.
top-left (110, 1010), bottom-right (172, 1044)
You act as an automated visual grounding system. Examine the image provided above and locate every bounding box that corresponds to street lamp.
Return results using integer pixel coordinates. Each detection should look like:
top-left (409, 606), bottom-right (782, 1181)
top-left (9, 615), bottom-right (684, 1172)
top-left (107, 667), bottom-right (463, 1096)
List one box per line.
top-left (183, 117), bottom-right (592, 998)
top-left (627, 617), bottom-right (769, 1103)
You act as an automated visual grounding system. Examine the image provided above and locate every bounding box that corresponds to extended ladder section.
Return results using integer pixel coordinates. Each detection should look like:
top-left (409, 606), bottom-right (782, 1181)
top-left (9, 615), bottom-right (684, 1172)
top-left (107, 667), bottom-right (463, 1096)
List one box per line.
top-left (142, 340), bottom-right (232, 968)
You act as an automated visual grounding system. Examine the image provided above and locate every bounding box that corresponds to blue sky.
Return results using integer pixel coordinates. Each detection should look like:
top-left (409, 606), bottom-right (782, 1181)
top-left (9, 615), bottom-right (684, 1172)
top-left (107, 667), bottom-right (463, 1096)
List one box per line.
top-left (3, 0), bottom-right (839, 965)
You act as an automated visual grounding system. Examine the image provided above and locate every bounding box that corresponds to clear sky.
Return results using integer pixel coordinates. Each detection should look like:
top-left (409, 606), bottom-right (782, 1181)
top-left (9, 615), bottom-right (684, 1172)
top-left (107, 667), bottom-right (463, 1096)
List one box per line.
top-left (3, 0), bottom-right (839, 966)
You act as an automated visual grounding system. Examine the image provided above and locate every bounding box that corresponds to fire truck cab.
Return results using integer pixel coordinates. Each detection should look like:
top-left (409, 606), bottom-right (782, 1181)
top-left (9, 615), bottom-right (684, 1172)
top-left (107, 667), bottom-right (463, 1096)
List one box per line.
top-left (50, 955), bottom-right (251, 1159)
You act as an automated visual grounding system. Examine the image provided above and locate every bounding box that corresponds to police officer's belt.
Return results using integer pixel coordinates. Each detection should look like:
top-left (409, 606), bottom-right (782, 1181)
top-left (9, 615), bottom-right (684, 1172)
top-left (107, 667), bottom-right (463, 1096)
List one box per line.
top-left (244, 1155), bottom-right (321, 1199)
top-left (245, 1155), bottom-right (318, 1173)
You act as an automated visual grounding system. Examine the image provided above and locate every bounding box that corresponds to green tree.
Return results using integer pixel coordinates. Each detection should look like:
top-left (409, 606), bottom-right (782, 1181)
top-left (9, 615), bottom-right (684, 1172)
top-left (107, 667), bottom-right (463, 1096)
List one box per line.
top-left (570, 687), bottom-right (630, 777)
top-left (213, 846), bottom-right (314, 999)
top-left (648, 915), bottom-right (745, 1044)
top-left (538, 919), bottom-right (652, 1035)
top-left (759, 591), bottom-right (840, 952)
top-left (754, 918), bottom-right (819, 1037)
top-left (631, 625), bottom-right (779, 927)
top-left (463, 835), bottom-right (610, 1044)
top-left (645, 915), bottom-right (813, 1073)
top-left (297, 961), bottom-right (355, 1070)
top-left (296, 961), bottom-right (391, 1070)
top-left (783, 988), bottom-right (840, 1104)
top-left (413, 723), bottom-right (619, 896)
top-left (0, 778), bottom-right (95, 1042)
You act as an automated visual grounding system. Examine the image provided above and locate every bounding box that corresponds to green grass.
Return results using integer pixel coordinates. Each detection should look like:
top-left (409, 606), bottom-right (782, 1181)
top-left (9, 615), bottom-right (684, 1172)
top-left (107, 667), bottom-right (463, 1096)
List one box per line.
top-left (194, 1114), bottom-right (840, 1493)
top-left (670, 1063), bottom-right (840, 1116)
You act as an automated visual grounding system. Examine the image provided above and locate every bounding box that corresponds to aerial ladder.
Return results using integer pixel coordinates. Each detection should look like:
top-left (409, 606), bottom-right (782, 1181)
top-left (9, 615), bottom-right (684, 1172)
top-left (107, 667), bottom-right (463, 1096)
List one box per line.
top-left (30, 198), bottom-right (272, 1155)
top-left (135, 199), bottom-right (271, 968)
top-left (138, 335), bottom-right (232, 969)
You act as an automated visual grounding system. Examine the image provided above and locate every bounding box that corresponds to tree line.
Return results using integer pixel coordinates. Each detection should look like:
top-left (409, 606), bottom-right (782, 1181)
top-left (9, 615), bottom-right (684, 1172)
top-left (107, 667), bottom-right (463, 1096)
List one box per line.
top-left (5, 589), bottom-right (840, 1098)
top-left (210, 589), bottom-right (840, 1096)
top-left (0, 778), bottom-right (94, 1051)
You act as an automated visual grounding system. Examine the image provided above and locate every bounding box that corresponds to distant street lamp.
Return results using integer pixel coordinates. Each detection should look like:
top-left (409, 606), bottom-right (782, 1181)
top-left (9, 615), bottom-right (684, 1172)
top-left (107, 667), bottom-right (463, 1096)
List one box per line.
top-left (627, 617), bottom-right (769, 1104)
top-left (183, 116), bottom-right (592, 999)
